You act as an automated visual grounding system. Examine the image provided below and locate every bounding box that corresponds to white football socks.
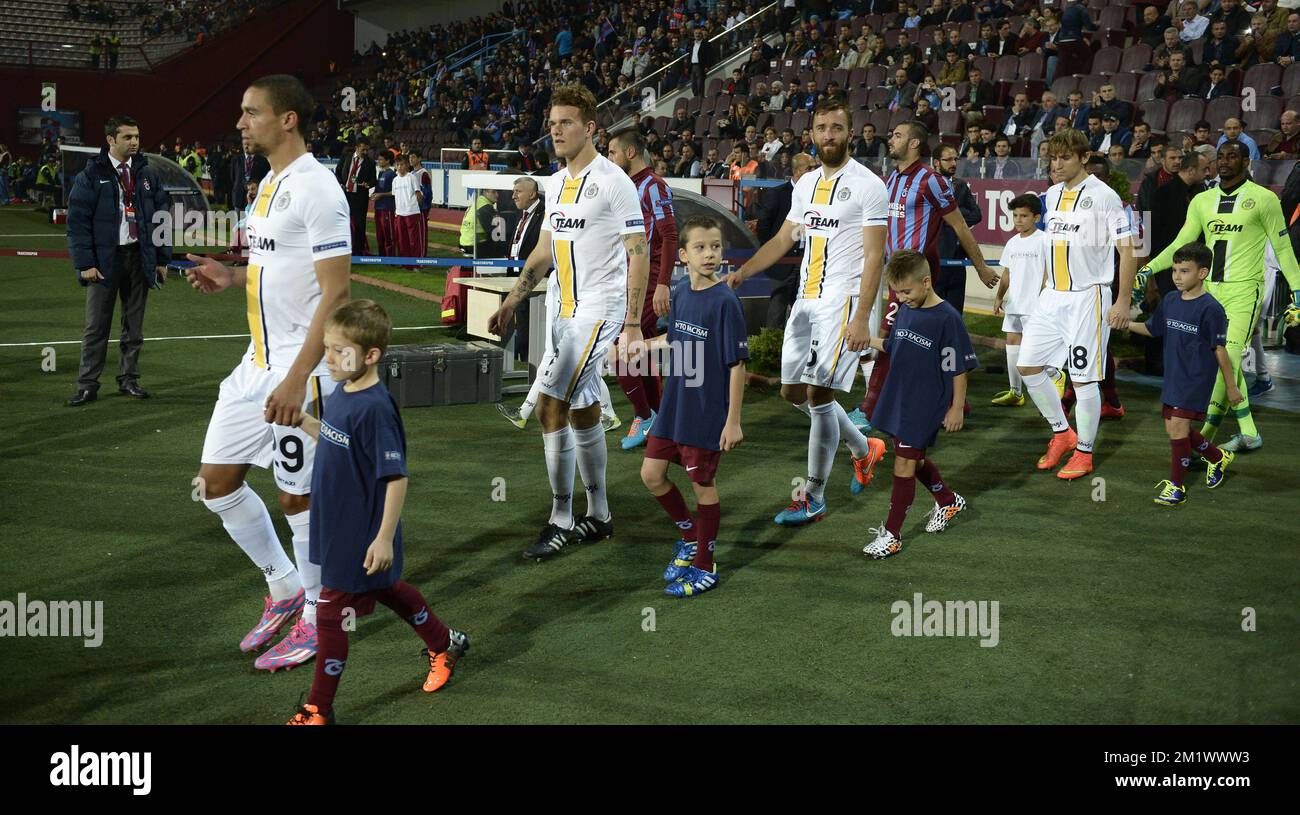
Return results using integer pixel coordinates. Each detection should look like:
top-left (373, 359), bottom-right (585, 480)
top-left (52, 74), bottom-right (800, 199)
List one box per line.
top-left (1005, 344), bottom-right (1022, 394)
top-left (202, 483), bottom-right (297, 600)
top-left (519, 374), bottom-right (544, 421)
top-left (806, 401), bottom-right (840, 505)
top-left (284, 508), bottom-right (318, 625)
top-left (572, 422), bottom-right (610, 522)
top-left (542, 426), bottom-right (576, 528)
top-left (597, 376), bottom-right (615, 419)
top-left (860, 356), bottom-right (876, 383)
top-left (831, 401), bottom-right (870, 458)
top-left (1074, 381), bottom-right (1101, 454)
top-left (1023, 370), bottom-right (1069, 432)
top-left (794, 400), bottom-right (813, 417)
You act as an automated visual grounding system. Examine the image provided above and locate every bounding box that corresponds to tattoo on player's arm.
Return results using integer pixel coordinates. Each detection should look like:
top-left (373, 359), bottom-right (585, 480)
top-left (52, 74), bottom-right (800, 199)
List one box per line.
top-left (626, 286), bottom-right (643, 321)
top-left (511, 265), bottom-right (540, 300)
top-left (623, 234), bottom-right (648, 255)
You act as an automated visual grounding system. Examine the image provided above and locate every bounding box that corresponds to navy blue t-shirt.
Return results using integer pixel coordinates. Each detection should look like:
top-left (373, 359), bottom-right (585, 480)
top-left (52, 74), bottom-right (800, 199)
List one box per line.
top-left (870, 299), bottom-right (978, 449)
top-left (309, 381), bottom-right (408, 593)
top-left (649, 278), bottom-right (749, 451)
top-left (373, 168), bottom-right (396, 212)
top-left (1145, 290), bottom-right (1228, 412)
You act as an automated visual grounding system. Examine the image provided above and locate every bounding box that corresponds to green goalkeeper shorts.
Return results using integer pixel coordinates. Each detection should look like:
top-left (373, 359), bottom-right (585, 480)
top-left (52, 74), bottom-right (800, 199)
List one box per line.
top-left (1207, 280), bottom-right (1266, 349)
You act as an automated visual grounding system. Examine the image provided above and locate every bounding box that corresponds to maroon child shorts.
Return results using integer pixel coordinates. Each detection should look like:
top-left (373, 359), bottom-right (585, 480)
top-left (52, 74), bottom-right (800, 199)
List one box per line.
top-left (1162, 404), bottom-right (1206, 422)
top-left (645, 434), bottom-right (722, 483)
top-left (893, 438), bottom-right (927, 461)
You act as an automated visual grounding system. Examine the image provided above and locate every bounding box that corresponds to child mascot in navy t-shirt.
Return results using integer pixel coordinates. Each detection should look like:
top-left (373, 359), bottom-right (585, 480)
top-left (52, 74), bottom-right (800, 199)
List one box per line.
top-left (1127, 242), bottom-right (1241, 507)
top-left (639, 215), bottom-right (749, 598)
top-left (864, 249), bottom-right (979, 559)
top-left (285, 300), bottom-right (469, 724)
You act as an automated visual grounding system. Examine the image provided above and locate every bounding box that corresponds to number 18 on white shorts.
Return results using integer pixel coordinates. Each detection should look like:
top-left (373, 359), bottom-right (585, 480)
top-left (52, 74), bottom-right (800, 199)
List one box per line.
top-left (1018, 286), bottom-right (1112, 383)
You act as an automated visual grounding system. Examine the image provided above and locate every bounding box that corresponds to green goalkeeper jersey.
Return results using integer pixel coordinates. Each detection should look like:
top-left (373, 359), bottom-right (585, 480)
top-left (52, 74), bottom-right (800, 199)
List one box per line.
top-left (1147, 178), bottom-right (1300, 292)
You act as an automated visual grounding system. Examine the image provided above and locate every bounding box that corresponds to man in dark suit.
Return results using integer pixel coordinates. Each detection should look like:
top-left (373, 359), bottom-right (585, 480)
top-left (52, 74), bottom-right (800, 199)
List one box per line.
top-left (1063, 91), bottom-right (1091, 130)
top-left (1156, 52), bottom-right (1203, 101)
top-left (992, 18), bottom-right (1019, 57)
top-left (1202, 20), bottom-right (1240, 68)
top-left (230, 147), bottom-right (270, 211)
top-left (689, 27), bottom-right (714, 97)
top-left (1143, 151), bottom-right (1208, 373)
top-left (754, 152), bottom-right (814, 328)
top-left (508, 174), bottom-right (545, 360)
top-left (335, 138), bottom-right (376, 255)
top-left (933, 144), bottom-right (983, 313)
top-left (66, 114), bottom-right (171, 406)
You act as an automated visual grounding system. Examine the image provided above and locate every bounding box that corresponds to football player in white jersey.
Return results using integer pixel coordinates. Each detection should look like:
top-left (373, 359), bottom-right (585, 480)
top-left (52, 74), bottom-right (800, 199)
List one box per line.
top-left (724, 99), bottom-right (889, 525)
top-left (488, 84), bottom-right (651, 559)
top-left (184, 75), bottom-right (352, 670)
top-left (1016, 128), bottom-right (1136, 480)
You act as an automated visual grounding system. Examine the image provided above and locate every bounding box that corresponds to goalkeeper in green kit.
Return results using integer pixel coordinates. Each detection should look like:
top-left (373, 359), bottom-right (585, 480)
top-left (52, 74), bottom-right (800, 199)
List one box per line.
top-left (1134, 142), bottom-right (1300, 452)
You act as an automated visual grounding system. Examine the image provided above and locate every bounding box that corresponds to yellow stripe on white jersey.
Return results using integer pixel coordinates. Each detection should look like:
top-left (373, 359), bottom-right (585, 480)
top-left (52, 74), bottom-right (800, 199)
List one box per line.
top-left (1051, 188), bottom-right (1079, 291)
top-left (558, 175), bottom-right (586, 205)
top-left (812, 176), bottom-right (838, 205)
top-left (554, 239), bottom-right (578, 318)
top-left (252, 178), bottom-right (283, 218)
top-left (246, 264), bottom-right (268, 369)
top-left (803, 235), bottom-right (829, 298)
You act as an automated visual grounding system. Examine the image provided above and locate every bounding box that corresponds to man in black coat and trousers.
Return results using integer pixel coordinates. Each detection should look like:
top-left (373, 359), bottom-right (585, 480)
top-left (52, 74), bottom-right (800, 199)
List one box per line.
top-left (933, 144), bottom-right (983, 313)
top-left (230, 147), bottom-right (270, 210)
top-left (66, 114), bottom-right (171, 406)
top-left (689, 27), bottom-right (715, 97)
top-left (1142, 152), bottom-right (1209, 372)
top-left (335, 138), bottom-right (376, 255)
top-left (754, 152), bottom-right (814, 327)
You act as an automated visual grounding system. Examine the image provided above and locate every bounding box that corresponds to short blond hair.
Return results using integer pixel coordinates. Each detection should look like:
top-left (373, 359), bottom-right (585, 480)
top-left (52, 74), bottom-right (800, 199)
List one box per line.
top-left (327, 299), bottom-right (393, 356)
top-left (885, 250), bottom-right (930, 286)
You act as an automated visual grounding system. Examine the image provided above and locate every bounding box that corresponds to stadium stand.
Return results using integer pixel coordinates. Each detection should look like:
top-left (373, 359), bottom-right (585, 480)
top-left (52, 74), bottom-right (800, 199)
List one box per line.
top-left (0, 0), bottom-right (287, 70)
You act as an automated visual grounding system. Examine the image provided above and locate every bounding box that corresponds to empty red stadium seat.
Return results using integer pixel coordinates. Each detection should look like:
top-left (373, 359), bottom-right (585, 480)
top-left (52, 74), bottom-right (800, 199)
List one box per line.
top-left (1119, 45), bottom-right (1152, 75)
top-left (1244, 96), bottom-right (1283, 130)
top-left (888, 106), bottom-right (915, 129)
top-left (1051, 76), bottom-right (1080, 99)
top-left (1110, 73), bottom-right (1137, 102)
top-left (1205, 97), bottom-right (1243, 129)
top-left (1243, 64), bottom-right (1282, 96)
top-left (1139, 99), bottom-right (1169, 131)
top-left (1019, 52), bottom-right (1044, 80)
top-left (1091, 47), bottom-right (1122, 76)
top-left (1166, 99), bottom-right (1206, 133)
top-left (938, 110), bottom-right (961, 135)
top-left (1135, 72), bottom-right (1160, 102)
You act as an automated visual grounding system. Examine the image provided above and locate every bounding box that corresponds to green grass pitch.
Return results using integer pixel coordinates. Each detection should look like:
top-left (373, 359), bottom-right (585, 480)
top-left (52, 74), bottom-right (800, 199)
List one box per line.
top-left (0, 206), bottom-right (1296, 724)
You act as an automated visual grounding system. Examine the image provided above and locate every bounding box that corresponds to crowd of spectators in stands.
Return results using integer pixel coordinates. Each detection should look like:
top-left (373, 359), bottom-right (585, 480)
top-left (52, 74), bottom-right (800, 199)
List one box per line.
top-left (291, 0), bottom-right (1300, 188)
top-left (69, 0), bottom-right (283, 60)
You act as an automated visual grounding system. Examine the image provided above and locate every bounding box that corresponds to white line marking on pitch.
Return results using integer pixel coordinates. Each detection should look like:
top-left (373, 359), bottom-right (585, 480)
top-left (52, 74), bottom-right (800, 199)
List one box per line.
top-left (0, 325), bottom-right (450, 347)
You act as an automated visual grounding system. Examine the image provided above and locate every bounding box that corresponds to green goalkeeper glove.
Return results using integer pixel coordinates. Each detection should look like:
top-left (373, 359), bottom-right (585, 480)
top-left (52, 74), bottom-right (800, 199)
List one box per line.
top-left (1131, 266), bottom-right (1152, 305)
top-left (1285, 289), bottom-right (1300, 327)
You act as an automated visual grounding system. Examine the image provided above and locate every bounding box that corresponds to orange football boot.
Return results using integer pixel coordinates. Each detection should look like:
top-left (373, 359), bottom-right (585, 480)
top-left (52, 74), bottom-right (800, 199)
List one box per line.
top-left (1057, 450), bottom-right (1094, 480)
top-left (1036, 428), bottom-right (1078, 470)
top-left (286, 703), bottom-right (333, 725)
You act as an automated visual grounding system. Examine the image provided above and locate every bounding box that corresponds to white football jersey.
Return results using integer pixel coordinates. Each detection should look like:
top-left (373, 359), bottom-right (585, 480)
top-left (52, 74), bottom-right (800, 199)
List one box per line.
top-left (244, 152), bottom-right (351, 374)
top-left (784, 158), bottom-right (888, 300)
top-left (544, 153), bottom-right (646, 320)
top-left (1042, 173), bottom-right (1131, 291)
top-left (1001, 229), bottom-right (1050, 315)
